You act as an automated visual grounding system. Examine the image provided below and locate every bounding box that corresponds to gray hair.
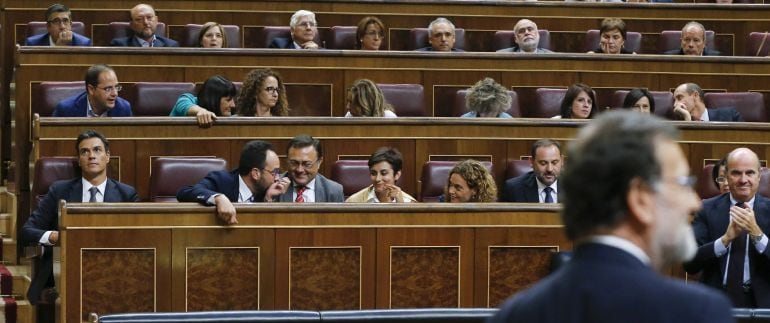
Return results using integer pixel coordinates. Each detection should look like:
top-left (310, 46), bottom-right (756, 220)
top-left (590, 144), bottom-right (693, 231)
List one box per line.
top-left (681, 21), bottom-right (706, 40)
top-left (465, 78), bottom-right (511, 116)
top-left (428, 17), bottom-right (455, 34)
top-left (290, 10), bottom-right (316, 29)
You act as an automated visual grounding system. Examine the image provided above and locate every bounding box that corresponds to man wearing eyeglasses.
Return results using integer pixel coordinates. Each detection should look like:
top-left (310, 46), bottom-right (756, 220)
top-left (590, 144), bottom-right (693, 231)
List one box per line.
top-left (278, 134), bottom-right (344, 202)
top-left (269, 9), bottom-right (322, 50)
top-left (25, 4), bottom-right (91, 46)
top-left (177, 140), bottom-right (291, 224)
top-left (110, 3), bottom-right (178, 47)
top-left (53, 64), bottom-right (133, 117)
top-left (685, 147), bottom-right (770, 308)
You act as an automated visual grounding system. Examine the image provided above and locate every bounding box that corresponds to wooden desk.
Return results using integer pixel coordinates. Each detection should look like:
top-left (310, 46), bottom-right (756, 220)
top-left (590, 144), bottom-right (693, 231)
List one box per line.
top-left (58, 203), bottom-right (568, 321)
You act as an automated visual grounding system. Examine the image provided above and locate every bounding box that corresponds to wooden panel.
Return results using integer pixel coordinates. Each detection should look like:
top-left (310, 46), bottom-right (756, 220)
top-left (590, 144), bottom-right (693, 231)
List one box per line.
top-left (289, 247), bottom-right (361, 310)
top-left (81, 249), bottom-right (155, 319)
top-left (186, 248), bottom-right (260, 311)
top-left (390, 247), bottom-right (460, 308)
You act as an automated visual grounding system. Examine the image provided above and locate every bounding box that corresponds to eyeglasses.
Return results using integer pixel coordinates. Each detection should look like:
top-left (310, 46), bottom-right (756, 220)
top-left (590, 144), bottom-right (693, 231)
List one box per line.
top-left (95, 85), bottom-right (122, 93)
top-left (48, 18), bottom-right (71, 25)
top-left (364, 31), bottom-right (384, 38)
top-left (288, 159), bottom-right (318, 169)
top-left (296, 21), bottom-right (317, 28)
top-left (264, 86), bottom-right (280, 94)
top-left (716, 177), bottom-right (728, 184)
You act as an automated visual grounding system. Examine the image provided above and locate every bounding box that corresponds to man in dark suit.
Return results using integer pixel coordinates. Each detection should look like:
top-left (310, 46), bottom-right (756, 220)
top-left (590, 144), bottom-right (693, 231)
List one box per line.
top-left (663, 21), bottom-right (721, 56)
top-left (415, 17), bottom-right (464, 52)
top-left (22, 130), bottom-right (138, 308)
top-left (490, 111), bottom-right (733, 323)
top-left (673, 82), bottom-right (743, 122)
top-left (24, 4), bottom-right (91, 46)
top-left (177, 140), bottom-right (291, 224)
top-left (268, 9), bottom-right (321, 50)
top-left (109, 3), bottom-right (178, 47)
top-left (496, 19), bottom-right (553, 54)
top-left (279, 134), bottom-right (344, 202)
top-left (685, 147), bottom-right (770, 308)
top-left (53, 64), bottom-right (133, 117)
top-left (502, 139), bottom-right (562, 203)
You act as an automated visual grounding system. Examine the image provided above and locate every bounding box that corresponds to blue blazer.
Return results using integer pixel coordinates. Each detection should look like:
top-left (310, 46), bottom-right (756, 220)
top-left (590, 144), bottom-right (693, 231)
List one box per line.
top-left (24, 32), bottom-right (91, 46)
top-left (21, 177), bottom-right (138, 304)
top-left (490, 242), bottom-right (734, 323)
top-left (685, 193), bottom-right (770, 307)
top-left (269, 37), bottom-right (295, 49)
top-left (177, 169), bottom-right (240, 204)
top-left (109, 34), bottom-right (179, 47)
top-left (501, 171), bottom-right (560, 203)
top-left (708, 107), bottom-right (743, 122)
top-left (52, 91), bottom-right (132, 117)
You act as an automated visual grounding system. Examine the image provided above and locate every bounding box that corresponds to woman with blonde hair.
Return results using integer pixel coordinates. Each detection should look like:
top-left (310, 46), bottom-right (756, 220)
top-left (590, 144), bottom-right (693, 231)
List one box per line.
top-left (462, 77), bottom-right (512, 118)
top-left (445, 159), bottom-right (497, 203)
top-left (345, 79), bottom-right (397, 117)
top-left (236, 68), bottom-right (289, 116)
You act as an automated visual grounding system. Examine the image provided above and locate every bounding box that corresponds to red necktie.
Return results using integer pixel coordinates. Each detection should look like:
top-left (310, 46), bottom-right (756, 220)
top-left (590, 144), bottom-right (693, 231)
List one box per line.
top-left (295, 186), bottom-right (306, 203)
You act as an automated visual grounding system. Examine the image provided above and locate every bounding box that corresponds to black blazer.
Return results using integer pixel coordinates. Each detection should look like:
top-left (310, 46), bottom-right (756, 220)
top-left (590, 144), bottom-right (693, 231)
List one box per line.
top-left (491, 242), bottom-right (734, 323)
top-left (110, 34), bottom-right (179, 47)
top-left (21, 177), bottom-right (138, 304)
top-left (501, 171), bottom-right (559, 203)
top-left (269, 37), bottom-right (295, 49)
top-left (177, 169), bottom-right (241, 204)
top-left (664, 48), bottom-right (721, 56)
top-left (708, 107), bottom-right (744, 122)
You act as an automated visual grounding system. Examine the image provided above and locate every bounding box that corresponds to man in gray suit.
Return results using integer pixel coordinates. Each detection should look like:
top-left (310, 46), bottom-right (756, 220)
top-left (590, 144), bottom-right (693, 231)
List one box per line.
top-left (280, 134), bottom-right (344, 202)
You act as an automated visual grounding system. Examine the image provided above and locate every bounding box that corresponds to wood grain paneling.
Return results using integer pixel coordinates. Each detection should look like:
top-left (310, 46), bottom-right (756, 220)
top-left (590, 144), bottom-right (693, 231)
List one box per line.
top-left (81, 249), bottom-right (155, 320)
top-left (390, 247), bottom-right (460, 308)
top-left (186, 248), bottom-right (260, 311)
top-left (289, 247), bottom-right (361, 310)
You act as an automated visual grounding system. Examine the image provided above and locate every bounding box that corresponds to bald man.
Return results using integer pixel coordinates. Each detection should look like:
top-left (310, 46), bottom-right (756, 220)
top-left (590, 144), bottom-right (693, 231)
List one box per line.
top-left (110, 3), bottom-right (178, 47)
top-left (497, 19), bottom-right (553, 54)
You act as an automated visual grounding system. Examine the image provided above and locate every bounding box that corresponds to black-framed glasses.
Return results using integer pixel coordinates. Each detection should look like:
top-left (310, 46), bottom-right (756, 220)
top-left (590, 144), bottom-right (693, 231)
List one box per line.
top-left (95, 85), bottom-right (122, 93)
top-left (288, 159), bottom-right (318, 169)
top-left (48, 18), bottom-right (71, 25)
top-left (264, 86), bottom-right (280, 94)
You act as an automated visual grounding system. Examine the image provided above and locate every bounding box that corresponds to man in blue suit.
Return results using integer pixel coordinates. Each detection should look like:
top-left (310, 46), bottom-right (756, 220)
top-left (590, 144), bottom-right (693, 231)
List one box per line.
top-left (109, 3), bottom-right (178, 47)
top-left (490, 111), bottom-right (733, 323)
top-left (22, 130), bottom-right (138, 307)
top-left (685, 147), bottom-right (770, 308)
top-left (24, 4), bottom-right (91, 46)
top-left (501, 139), bottom-right (562, 203)
top-left (53, 64), bottom-right (132, 117)
top-left (268, 10), bottom-right (321, 50)
top-left (177, 140), bottom-right (291, 224)
top-left (673, 82), bottom-right (743, 122)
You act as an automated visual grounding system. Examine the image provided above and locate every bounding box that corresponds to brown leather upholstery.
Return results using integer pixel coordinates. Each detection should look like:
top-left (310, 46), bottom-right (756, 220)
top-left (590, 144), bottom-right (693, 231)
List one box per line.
top-left (331, 160), bottom-right (405, 198)
top-left (505, 160), bottom-right (532, 181)
top-left (704, 92), bottom-right (767, 122)
top-left (108, 22), bottom-right (167, 40)
top-left (408, 28), bottom-right (465, 51)
top-left (378, 84), bottom-right (426, 116)
top-left (583, 30), bottom-right (642, 53)
top-left (250, 26), bottom-right (323, 48)
top-left (149, 157), bottom-right (228, 202)
top-left (26, 21), bottom-right (86, 37)
top-left (696, 163), bottom-right (720, 200)
top-left (492, 30), bottom-right (551, 51)
top-left (419, 160), bottom-right (493, 202)
top-left (747, 32), bottom-right (770, 56)
top-left (130, 82), bottom-right (195, 116)
top-left (453, 89), bottom-right (521, 117)
top-left (32, 157), bottom-right (79, 210)
top-left (533, 88), bottom-right (566, 118)
top-left (181, 24), bottom-right (241, 48)
top-left (657, 30), bottom-right (716, 54)
top-left (610, 90), bottom-right (675, 119)
top-left (32, 81), bottom-right (83, 117)
top-left (328, 26), bottom-right (358, 50)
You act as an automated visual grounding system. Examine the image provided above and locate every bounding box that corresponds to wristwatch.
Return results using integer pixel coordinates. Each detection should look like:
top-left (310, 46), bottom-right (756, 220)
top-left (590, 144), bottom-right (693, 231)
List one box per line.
top-left (751, 233), bottom-right (764, 244)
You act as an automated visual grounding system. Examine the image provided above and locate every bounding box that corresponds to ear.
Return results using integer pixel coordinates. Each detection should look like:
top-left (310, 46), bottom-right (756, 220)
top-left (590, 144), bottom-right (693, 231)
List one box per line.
top-left (626, 177), bottom-right (655, 227)
top-left (317, 156), bottom-right (324, 167)
top-left (105, 150), bottom-right (111, 164)
top-left (86, 84), bottom-right (95, 97)
top-left (394, 170), bottom-right (402, 182)
top-left (250, 168), bottom-right (261, 182)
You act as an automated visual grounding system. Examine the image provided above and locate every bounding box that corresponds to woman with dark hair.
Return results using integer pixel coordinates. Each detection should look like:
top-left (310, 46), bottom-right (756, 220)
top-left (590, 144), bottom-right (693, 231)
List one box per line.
top-left (235, 68), bottom-right (289, 117)
top-left (198, 22), bottom-right (227, 48)
top-left (345, 79), bottom-right (396, 117)
top-left (557, 83), bottom-right (597, 119)
top-left (461, 77), bottom-right (512, 118)
top-left (346, 147), bottom-right (416, 203)
top-left (711, 157), bottom-right (729, 194)
top-left (587, 18), bottom-right (635, 55)
top-left (622, 88), bottom-right (655, 114)
top-left (170, 75), bottom-right (237, 127)
top-left (444, 160), bottom-right (497, 203)
top-left (356, 16), bottom-right (385, 50)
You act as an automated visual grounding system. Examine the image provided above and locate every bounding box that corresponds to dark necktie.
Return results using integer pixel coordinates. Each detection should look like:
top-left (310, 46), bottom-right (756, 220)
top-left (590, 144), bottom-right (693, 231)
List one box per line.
top-left (89, 187), bottom-right (99, 203)
top-left (295, 186), bottom-right (306, 203)
top-left (544, 187), bottom-right (554, 203)
top-left (726, 202), bottom-right (748, 304)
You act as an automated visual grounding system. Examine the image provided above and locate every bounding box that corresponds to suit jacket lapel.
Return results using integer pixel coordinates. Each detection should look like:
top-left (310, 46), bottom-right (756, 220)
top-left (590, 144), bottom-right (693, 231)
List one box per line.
top-left (715, 194), bottom-right (732, 277)
top-left (314, 176), bottom-right (326, 201)
top-left (68, 179), bottom-right (84, 202)
top-left (526, 173), bottom-right (539, 202)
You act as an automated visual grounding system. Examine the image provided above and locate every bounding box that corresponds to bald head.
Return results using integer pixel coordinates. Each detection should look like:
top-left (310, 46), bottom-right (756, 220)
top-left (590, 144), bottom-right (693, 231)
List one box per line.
top-left (680, 21), bottom-right (706, 56)
top-left (129, 3), bottom-right (158, 40)
top-left (726, 147), bottom-right (761, 202)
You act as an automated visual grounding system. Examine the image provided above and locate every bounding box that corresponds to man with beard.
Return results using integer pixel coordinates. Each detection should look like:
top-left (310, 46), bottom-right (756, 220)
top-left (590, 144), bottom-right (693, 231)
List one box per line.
top-left (501, 139), bottom-right (562, 203)
top-left (490, 111), bottom-right (733, 323)
top-left (110, 3), bottom-right (178, 47)
top-left (177, 140), bottom-right (291, 224)
top-left (497, 19), bottom-right (553, 54)
top-left (685, 147), bottom-right (770, 308)
top-left (278, 134), bottom-right (344, 202)
top-left (269, 10), bottom-right (322, 50)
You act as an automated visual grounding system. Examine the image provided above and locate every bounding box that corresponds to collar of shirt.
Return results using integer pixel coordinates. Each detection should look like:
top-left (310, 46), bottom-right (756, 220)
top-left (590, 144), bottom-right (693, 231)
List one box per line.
top-left (238, 175), bottom-right (253, 202)
top-left (294, 177), bottom-right (316, 202)
top-left (586, 235), bottom-right (651, 266)
top-left (86, 96), bottom-right (108, 117)
top-left (535, 178), bottom-right (558, 203)
top-left (365, 185), bottom-right (395, 203)
top-left (48, 35), bottom-right (57, 46)
top-left (699, 109), bottom-right (710, 122)
top-left (292, 41), bottom-right (303, 49)
top-left (729, 194), bottom-right (756, 209)
top-left (135, 35), bottom-right (156, 47)
top-left (81, 177), bottom-right (108, 202)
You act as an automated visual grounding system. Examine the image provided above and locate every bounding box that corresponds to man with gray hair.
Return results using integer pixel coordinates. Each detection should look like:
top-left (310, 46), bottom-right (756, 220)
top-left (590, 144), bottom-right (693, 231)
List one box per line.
top-left (672, 82), bottom-right (742, 121)
top-left (664, 21), bottom-right (720, 56)
top-left (490, 111), bottom-right (733, 322)
top-left (269, 9), bottom-right (321, 49)
top-left (416, 17), bottom-right (463, 52)
top-left (497, 19), bottom-right (553, 54)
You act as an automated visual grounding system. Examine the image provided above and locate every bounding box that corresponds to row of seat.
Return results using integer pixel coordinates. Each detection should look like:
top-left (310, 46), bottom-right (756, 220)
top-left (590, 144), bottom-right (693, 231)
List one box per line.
top-left (22, 21), bottom-right (770, 55)
top-left (31, 81), bottom-right (770, 121)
